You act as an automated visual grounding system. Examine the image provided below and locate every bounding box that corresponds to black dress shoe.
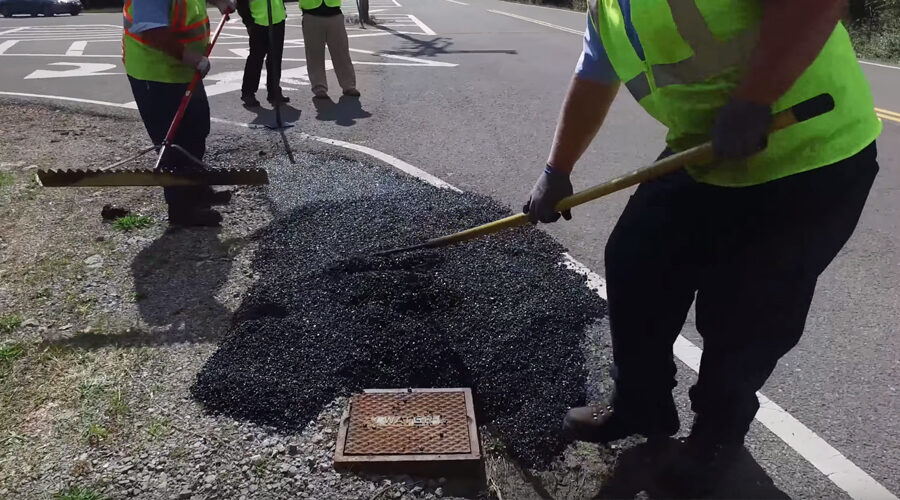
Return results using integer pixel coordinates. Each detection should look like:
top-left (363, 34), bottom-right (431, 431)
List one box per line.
top-left (241, 93), bottom-right (261, 107)
top-left (267, 94), bottom-right (290, 104)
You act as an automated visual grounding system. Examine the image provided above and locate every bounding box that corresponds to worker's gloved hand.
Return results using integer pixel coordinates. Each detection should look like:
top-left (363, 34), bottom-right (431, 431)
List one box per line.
top-left (211, 0), bottom-right (236, 15)
top-left (712, 98), bottom-right (773, 160)
top-left (523, 165), bottom-right (573, 224)
top-left (182, 50), bottom-right (211, 77)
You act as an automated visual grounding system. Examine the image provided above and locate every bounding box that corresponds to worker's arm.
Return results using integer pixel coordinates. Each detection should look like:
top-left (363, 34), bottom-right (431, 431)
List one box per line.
top-left (525, 18), bottom-right (620, 223)
top-left (714, 0), bottom-right (845, 159)
top-left (547, 77), bottom-right (619, 174)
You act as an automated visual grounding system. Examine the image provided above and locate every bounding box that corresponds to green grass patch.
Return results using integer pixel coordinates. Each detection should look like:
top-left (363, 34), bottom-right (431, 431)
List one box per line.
top-left (147, 418), bottom-right (170, 440)
top-left (0, 172), bottom-right (15, 188)
top-left (112, 214), bottom-right (154, 232)
top-left (0, 314), bottom-right (22, 334)
top-left (84, 423), bottom-right (109, 445)
top-left (0, 343), bottom-right (26, 365)
top-left (107, 389), bottom-right (129, 418)
top-left (54, 485), bottom-right (106, 500)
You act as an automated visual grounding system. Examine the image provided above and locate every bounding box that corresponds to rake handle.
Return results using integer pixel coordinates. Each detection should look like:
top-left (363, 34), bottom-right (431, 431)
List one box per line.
top-left (418, 93), bottom-right (835, 251)
top-left (155, 12), bottom-right (231, 169)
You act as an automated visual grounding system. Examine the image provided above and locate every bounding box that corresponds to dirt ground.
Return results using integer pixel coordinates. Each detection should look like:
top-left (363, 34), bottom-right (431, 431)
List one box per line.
top-left (0, 99), bottom-right (620, 500)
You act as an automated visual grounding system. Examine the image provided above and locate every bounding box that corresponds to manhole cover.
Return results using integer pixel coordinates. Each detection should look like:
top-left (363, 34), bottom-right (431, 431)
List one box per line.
top-left (335, 388), bottom-right (480, 473)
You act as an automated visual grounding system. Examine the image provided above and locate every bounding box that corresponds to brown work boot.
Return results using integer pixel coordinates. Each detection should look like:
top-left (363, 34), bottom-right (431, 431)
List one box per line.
top-left (563, 403), bottom-right (677, 444)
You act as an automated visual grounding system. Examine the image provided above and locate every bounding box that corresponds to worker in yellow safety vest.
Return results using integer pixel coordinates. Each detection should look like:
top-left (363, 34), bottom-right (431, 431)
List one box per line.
top-left (123, 0), bottom-right (236, 226)
top-left (299, 0), bottom-right (360, 99)
top-left (523, 0), bottom-right (881, 492)
top-left (237, 0), bottom-right (288, 106)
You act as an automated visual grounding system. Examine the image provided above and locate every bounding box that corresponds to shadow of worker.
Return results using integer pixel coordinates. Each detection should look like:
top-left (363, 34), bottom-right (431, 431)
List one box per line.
top-left (595, 439), bottom-right (790, 500)
top-left (313, 95), bottom-right (372, 127)
top-left (246, 103), bottom-right (302, 128)
top-left (129, 226), bottom-right (234, 345)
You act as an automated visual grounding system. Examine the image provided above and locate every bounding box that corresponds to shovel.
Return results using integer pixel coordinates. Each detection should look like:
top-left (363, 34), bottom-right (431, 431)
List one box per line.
top-left (374, 93), bottom-right (835, 257)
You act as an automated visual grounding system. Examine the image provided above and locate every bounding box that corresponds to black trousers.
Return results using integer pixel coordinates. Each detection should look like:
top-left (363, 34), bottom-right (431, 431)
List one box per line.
top-left (242, 20), bottom-right (285, 98)
top-left (127, 76), bottom-right (211, 207)
top-left (605, 143), bottom-right (879, 444)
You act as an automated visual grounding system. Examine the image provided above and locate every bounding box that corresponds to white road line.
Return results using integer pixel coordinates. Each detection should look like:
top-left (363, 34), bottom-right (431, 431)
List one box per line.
top-left (860, 60), bottom-right (900, 71)
top-left (0, 27), bottom-right (28, 36)
top-left (0, 40), bottom-right (19, 55)
top-left (443, 0), bottom-right (469, 5)
top-left (487, 9), bottom-right (582, 35)
top-left (1, 89), bottom-right (895, 500)
top-left (392, 0), bottom-right (402, 6)
top-left (407, 14), bottom-right (437, 36)
top-left (65, 41), bottom-right (88, 56)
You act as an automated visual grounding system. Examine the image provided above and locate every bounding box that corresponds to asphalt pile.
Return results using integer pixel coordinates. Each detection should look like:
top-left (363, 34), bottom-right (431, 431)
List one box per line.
top-left (191, 154), bottom-right (607, 466)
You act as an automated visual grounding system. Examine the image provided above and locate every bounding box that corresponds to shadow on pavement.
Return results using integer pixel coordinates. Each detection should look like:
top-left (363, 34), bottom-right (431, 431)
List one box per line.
top-left (376, 26), bottom-right (518, 58)
top-left (246, 103), bottom-right (302, 128)
top-left (43, 226), bottom-right (239, 348)
top-left (313, 96), bottom-right (372, 127)
top-left (595, 439), bottom-right (790, 499)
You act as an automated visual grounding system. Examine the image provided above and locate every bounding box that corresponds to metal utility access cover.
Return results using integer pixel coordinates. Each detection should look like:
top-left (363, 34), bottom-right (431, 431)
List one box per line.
top-left (334, 388), bottom-right (480, 471)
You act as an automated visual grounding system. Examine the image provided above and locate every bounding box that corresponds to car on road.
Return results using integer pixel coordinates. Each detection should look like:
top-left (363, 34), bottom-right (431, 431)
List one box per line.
top-left (0, 0), bottom-right (82, 17)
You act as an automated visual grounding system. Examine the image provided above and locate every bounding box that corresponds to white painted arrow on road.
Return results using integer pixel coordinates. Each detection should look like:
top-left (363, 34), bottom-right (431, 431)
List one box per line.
top-left (24, 62), bottom-right (122, 80)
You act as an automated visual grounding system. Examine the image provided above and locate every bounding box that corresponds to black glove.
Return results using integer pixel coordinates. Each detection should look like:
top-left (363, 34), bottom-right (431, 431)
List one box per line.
top-left (523, 165), bottom-right (573, 224)
top-left (712, 98), bottom-right (773, 160)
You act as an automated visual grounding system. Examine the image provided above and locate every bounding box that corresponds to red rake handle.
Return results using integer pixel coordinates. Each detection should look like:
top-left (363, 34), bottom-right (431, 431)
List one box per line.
top-left (160, 12), bottom-right (231, 147)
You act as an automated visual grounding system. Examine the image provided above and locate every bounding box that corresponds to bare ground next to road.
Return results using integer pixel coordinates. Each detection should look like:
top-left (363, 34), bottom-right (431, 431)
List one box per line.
top-left (0, 100), bottom-right (620, 500)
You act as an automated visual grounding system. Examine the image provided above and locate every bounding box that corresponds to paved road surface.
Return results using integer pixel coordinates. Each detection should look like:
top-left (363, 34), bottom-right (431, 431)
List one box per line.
top-left (1, 2), bottom-right (898, 498)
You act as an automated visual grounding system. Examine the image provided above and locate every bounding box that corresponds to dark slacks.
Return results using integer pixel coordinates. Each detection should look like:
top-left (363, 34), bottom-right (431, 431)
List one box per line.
top-left (605, 143), bottom-right (879, 444)
top-left (241, 20), bottom-right (285, 99)
top-left (127, 75), bottom-right (211, 207)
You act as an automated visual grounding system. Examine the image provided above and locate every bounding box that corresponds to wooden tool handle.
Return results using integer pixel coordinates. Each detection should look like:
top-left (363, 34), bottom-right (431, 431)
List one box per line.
top-left (414, 94), bottom-right (835, 251)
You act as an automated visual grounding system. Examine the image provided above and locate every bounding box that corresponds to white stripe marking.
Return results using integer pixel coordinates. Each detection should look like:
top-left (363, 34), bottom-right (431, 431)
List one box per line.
top-left (0, 40), bottom-right (19, 55)
top-left (487, 9), bottom-right (582, 35)
top-left (860, 60), bottom-right (900, 71)
top-left (443, 0), bottom-right (469, 5)
top-left (0, 27), bottom-right (28, 36)
top-left (1, 89), bottom-right (894, 500)
top-left (65, 41), bottom-right (88, 56)
top-left (407, 14), bottom-right (437, 36)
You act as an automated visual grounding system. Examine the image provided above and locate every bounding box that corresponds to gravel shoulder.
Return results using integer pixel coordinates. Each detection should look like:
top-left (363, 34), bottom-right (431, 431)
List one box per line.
top-left (0, 99), bottom-right (617, 500)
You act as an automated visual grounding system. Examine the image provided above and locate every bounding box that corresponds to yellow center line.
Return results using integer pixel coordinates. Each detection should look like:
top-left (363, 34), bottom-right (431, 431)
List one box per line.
top-left (877, 112), bottom-right (900, 124)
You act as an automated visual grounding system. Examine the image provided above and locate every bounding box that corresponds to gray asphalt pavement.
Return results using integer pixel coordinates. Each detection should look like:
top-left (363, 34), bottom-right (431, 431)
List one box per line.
top-left (1, 2), bottom-right (898, 498)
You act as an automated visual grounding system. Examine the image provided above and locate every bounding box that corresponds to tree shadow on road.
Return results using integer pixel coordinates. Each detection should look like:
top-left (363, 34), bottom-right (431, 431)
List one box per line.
top-left (376, 26), bottom-right (518, 58)
top-left (595, 439), bottom-right (790, 499)
top-left (313, 96), bottom-right (372, 127)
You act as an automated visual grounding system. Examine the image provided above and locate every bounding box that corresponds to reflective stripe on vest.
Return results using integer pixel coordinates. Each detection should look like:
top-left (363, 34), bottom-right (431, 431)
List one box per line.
top-left (122, 0), bottom-right (210, 84)
top-left (300, 0), bottom-right (341, 10)
top-left (250, 0), bottom-right (286, 26)
top-left (590, 0), bottom-right (882, 186)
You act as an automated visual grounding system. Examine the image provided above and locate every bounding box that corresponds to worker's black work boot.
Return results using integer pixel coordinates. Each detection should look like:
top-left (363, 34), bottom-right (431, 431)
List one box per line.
top-left (168, 206), bottom-right (222, 227)
top-left (563, 395), bottom-right (678, 444)
top-left (662, 418), bottom-right (744, 496)
top-left (199, 187), bottom-right (232, 206)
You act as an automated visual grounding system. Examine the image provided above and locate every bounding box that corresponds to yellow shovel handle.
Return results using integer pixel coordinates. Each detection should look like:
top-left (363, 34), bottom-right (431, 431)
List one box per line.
top-left (420, 94), bottom-right (834, 251)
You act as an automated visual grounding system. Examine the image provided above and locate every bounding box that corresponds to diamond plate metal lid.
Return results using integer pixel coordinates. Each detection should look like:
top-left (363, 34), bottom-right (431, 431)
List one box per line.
top-left (335, 388), bottom-right (480, 466)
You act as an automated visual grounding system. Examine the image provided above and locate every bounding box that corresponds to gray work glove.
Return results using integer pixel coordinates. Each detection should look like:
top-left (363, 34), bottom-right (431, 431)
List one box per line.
top-left (182, 50), bottom-right (211, 78)
top-left (712, 97), bottom-right (773, 160)
top-left (523, 165), bottom-right (573, 223)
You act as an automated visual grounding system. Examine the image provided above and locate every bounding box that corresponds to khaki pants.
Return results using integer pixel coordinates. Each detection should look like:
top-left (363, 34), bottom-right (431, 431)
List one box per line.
top-left (301, 13), bottom-right (356, 94)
